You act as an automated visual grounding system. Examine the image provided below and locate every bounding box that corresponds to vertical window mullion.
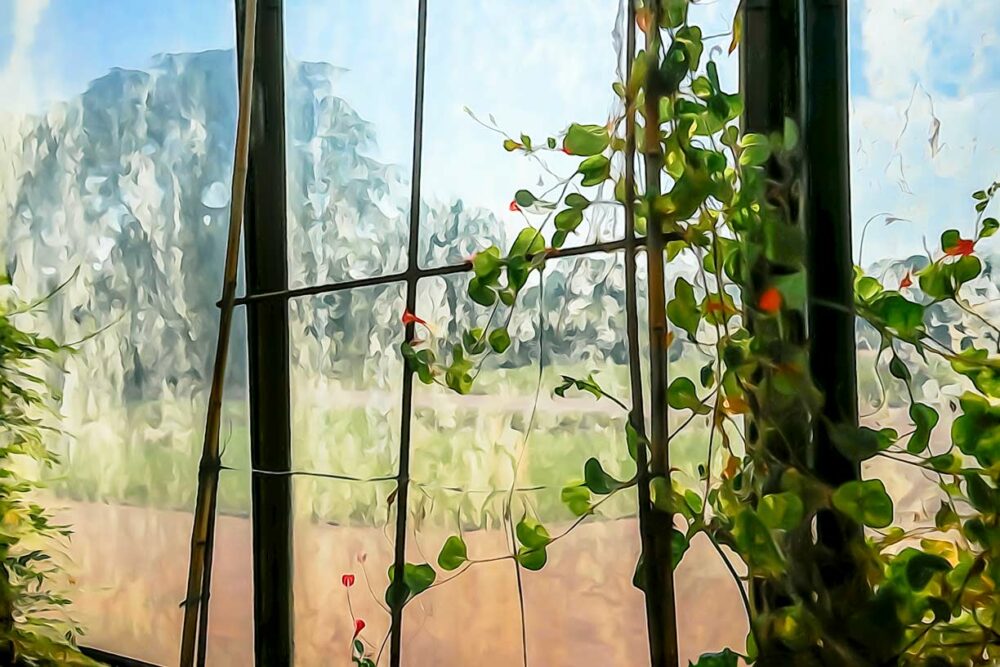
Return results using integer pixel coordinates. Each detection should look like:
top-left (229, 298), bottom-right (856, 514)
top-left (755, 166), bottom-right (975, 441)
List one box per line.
top-left (801, 0), bottom-right (858, 482)
top-left (240, 0), bottom-right (295, 664)
top-left (389, 1), bottom-right (429, 666)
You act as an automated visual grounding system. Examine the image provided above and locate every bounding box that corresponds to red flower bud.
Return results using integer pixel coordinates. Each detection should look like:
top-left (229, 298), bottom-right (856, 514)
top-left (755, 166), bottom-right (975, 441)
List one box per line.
top-left (509, 200), bottom-right (520, 212)
top-left (945, 238), bottom-right (975, 257)
top-left (899, 271), bottom-right (913, 289)
top-left (402, 310), bottom-right (427, 326)
top-left (353, 618), bottom-right (366, 638)
top-left (758, 287), bottom-right (782, 314)
top-left (342, 573), bottom-right (355, 588)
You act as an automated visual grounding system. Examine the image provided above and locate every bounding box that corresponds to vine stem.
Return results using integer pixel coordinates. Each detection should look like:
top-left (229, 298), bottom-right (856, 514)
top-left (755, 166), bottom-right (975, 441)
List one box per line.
top-left (705, 532), bottom-right (757, 647)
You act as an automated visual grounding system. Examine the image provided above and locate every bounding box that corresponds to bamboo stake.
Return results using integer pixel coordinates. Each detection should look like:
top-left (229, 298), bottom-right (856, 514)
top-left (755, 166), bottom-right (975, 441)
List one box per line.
top-left (641, 1), bottom-right (680, 665)
top-left (179, 0), bottom-right (258, 664)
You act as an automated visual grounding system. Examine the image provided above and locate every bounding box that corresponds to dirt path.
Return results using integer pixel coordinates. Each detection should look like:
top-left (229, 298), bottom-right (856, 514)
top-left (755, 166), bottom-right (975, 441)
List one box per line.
top-left (57, 501), bottom-right (746, 666)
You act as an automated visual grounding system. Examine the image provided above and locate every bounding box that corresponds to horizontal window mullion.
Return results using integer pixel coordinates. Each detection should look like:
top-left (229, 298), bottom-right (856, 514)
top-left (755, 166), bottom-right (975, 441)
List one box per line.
top-left (227, 236), bottom-right (647, 307)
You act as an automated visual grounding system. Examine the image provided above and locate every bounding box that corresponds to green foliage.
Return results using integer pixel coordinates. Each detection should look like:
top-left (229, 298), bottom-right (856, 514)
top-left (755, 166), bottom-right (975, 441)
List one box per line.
top-left (0, 286), bottom-right (100, 665)
top-left (832, 480), bottom-right (894, 528)
top-left (437, 536), bottom-right (468, 571)
top-left (385, 563), bottom-right (436, 607)
top-left (395, 3), bottom-right (1000, 665)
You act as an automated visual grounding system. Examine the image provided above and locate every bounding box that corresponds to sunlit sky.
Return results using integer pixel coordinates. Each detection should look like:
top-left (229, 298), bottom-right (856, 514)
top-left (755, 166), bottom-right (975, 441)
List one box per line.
top-left (1, 0), bottom-right (998, 262)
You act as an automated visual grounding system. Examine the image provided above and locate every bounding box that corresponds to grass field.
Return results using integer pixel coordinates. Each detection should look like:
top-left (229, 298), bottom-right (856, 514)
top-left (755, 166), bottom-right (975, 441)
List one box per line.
top-left (45, 356), bottom-right (730, 528)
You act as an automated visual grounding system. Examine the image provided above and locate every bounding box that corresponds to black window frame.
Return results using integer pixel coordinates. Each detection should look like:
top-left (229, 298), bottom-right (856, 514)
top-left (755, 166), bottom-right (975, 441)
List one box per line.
top-left (85, 0), bottom-right (856, 665)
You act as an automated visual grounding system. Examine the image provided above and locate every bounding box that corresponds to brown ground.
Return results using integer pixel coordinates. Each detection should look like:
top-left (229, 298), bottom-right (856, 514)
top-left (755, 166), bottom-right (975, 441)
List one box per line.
top-left (57, 501), bottom-right (747, 666)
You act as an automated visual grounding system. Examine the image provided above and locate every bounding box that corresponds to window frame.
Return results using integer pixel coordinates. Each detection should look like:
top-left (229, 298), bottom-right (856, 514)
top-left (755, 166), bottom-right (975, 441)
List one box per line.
top-left (125, 1), bottom-right (859, 666)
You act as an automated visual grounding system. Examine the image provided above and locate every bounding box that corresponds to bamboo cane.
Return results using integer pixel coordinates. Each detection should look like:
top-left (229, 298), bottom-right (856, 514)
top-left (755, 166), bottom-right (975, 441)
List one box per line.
top-left (179, 0), bottom-right (258, 664)
top-left (640, 1), bottom-right (681, 665)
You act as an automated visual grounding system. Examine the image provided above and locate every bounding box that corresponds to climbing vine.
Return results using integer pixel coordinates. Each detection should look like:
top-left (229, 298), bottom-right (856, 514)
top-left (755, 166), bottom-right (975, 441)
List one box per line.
top-left (340, 1), bottom-right (1000, 665)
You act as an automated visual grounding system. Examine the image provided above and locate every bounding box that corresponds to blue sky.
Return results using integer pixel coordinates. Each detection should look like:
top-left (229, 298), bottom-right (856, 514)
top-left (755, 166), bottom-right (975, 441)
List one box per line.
top-left (1, 0), bottom-right (998, 262)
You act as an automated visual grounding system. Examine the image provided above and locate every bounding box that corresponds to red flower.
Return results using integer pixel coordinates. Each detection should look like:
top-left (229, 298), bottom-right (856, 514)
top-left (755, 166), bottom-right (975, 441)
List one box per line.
top-left (945, 238), bottom-right (976, 257)
top-left (401, 310), bottom-right (427, 326)
top-left (353, 618), bottom-right (366, 638)
top-left (509, 200), bottom-right (520, 212)
top-left (342, 573), bottom-right (355, 588)
top-left (758, 287), bottom-right (782, 314)
top-left (899, 272), bottom-right (913, 289)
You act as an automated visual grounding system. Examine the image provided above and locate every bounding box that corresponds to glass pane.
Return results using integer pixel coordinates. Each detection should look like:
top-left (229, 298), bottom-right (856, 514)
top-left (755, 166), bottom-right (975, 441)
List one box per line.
top-left (402, 254), bottom-right (650, 661)
top-left (418, 0), bottom-right (626, 267)
top-left (284, 0), bottom-right (418, 287)
top-left (848, 0), bottom-right (1000, 523)
top-left (289, 282), bottom-right (406, 477)
top-left (0, 2), bottom-right (242, 658)
top-left (293, 477), bottom-right (397, 666)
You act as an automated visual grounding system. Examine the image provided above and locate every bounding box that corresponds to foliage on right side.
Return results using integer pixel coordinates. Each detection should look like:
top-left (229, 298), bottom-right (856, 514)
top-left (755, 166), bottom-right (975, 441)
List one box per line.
top-left (380, 1), bottom-right (1000, 666)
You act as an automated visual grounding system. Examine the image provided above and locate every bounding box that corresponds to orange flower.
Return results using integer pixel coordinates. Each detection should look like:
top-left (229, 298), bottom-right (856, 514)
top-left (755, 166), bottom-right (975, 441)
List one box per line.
top-left (899, 271), bottom-right (913, 289)
top-left (758, 287), bottom-right (782, 314)
top-left (401, 310), bottom-right (426, 326)
top-left (945, 238), bottom-right (975, 257)
top-left (636, 8), bottom-right (651, 33)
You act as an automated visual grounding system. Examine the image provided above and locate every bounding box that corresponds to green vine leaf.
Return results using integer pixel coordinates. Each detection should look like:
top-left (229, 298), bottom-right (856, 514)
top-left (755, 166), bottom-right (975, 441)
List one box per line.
top-left (514, 189), bottom-right (537, 208)
top-left (738, 133), bottom-right (771, 166)
top-left (667, 377), bottom-right (712, 415)
top-left (583, 458), bottom-right (626, 495)
top-left (554, 208), bottom-right (584, 233)
top-left (516, 546), bottom-right (547, 571)
top-left (468, 277), bottom-right (498, 307)
top-left (829, 424), bottom-right (896, 462)
top-left (689, 648), bottom-right (739, 667)
top-left (385, 563), bottom-right (436, 607)
top-left (401, 343), bottom-right (436, 384)
top-left (560, 484), bottom-right (592, 517)
top-left (907, 403), bottom-right (939, 454)
top-left (832, 480), bottom-right (894, 529)
top-left (904, 551), bottom-right (952, 591)
top-left (952, 392), bottom-right (1000, 467)
top-left (565, 192), bottom-right (590, 209)
top-left (867, 293), bottom-right (925, 341)
top-left (437, 536), bottom-right (468, 571)
top-left (462, 328), bottom-right (487, 355)
top-left (578, 154), bottom-right (612, 186)
top-left (563, 123), bottom-right (610, 156)
top-left (667, 277), bottom-right (700, 340)
top-left (515, 517), bottom-right (551, 550)
top-left (963, 474), bottom-right (998, 514)
top-left (626, 422), bottom-right (647, 463)
top-left (918, 255), bottom-right (982, 300)
top-left (554, 374), bottom-right (609, 402)
top-left (950, 348), bottom-right (1000, 399)
top-left (488, 328), bottom-right (511, 354)
top-left (444, 346), bottom-right (474, 395)
top-left (733, 508), bottom-right (784, 576)
top-left (758, 492), bottom-right (805, 531)
top-left (660, 0), bottom-right (688, 30)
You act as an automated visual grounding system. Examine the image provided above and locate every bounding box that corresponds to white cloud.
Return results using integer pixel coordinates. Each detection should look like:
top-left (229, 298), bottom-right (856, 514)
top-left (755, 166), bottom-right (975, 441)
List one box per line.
top-left (0, 0), bottom-right (51, 112)
top-left (851, 0), bottom-right (1000, 261)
